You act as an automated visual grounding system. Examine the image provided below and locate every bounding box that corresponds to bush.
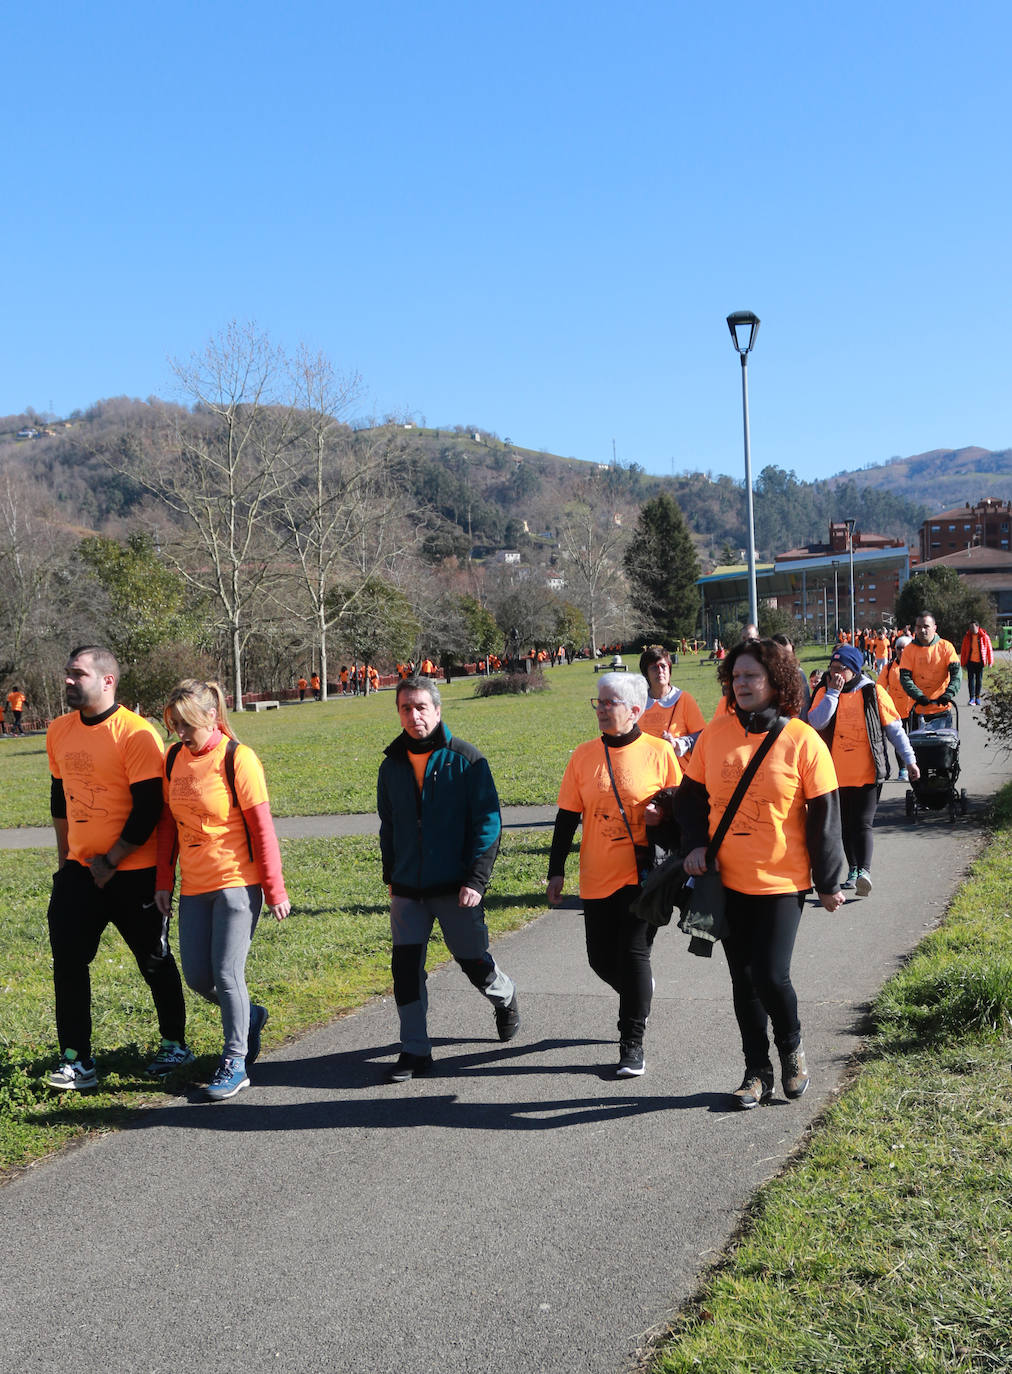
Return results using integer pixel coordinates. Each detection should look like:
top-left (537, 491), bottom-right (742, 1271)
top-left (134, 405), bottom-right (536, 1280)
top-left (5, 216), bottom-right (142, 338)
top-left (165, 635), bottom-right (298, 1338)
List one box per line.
top-left (979, 661), bottom-right (1012, 755)
top-left (474, 668), bottom-right (549, 697)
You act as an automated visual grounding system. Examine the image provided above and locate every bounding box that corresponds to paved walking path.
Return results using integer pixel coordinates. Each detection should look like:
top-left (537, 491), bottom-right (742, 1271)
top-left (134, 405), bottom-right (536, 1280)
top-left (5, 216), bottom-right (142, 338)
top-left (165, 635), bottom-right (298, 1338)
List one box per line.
top-left (2, 706), bottom-right (1010, 1373)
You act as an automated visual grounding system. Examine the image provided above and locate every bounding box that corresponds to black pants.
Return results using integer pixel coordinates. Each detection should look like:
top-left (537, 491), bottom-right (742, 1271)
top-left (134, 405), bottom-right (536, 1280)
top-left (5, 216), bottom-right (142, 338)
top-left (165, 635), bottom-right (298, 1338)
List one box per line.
top-left (966, 663), bottom-right (983, 700)
top-left (47, 861), bottom-right (187, 1061)
top-left (722, 889), bottom-right (804, 1069)
top-left (583, 885), bottom-right (655, 1042)
top-left (839, 782), bottom-right (880, 872)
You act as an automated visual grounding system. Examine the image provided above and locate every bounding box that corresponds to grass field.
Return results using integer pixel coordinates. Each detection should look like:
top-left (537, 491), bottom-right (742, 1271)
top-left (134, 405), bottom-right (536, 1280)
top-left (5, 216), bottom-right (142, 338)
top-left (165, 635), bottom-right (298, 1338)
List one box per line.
top-left (0, 652), bottom-right (744, 826)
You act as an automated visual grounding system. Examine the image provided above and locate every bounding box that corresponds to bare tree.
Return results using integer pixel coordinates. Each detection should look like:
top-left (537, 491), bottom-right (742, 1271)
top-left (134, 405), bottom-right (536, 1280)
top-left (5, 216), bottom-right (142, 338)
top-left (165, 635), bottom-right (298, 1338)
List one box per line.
top-left (99, 322), bottom-right (299, 707)
top-left (557, 478), bottom-right (630, 654)
top-left (274, 351), bottom-right (414, 697)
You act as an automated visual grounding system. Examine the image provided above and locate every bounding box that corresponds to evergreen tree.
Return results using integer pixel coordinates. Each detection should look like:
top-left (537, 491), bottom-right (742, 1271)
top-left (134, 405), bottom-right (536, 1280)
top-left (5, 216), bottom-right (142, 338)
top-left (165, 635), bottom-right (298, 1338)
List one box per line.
top-left (623, 494), bottom-right (701, 644)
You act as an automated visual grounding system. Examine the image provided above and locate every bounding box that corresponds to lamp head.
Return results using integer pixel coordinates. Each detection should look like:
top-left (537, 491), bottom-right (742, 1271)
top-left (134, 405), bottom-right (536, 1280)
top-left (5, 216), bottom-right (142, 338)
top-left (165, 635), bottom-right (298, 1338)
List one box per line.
top-left (727, 311), bottom-right (760, 355)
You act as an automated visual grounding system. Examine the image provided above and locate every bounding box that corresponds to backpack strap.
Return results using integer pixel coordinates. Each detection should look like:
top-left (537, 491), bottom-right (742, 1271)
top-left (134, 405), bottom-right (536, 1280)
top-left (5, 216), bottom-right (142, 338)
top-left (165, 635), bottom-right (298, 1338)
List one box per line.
top-left (224, 738), bottom-right (254, 862)
top-left (165, 741), bottom-right (183, 779)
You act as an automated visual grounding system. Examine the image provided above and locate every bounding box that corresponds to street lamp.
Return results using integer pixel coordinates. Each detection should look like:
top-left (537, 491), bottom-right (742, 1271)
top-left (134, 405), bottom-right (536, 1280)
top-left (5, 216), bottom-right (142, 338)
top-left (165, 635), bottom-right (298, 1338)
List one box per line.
top-left (845, 517), bottom-right (857, 642)
top-left (727, 311), bottom-right (760, 630)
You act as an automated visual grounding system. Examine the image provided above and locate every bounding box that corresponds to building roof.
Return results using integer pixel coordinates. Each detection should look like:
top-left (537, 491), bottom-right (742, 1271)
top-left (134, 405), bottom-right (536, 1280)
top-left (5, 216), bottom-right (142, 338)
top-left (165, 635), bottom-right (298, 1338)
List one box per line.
top-left (917, 545), bottom-right (1012, 572)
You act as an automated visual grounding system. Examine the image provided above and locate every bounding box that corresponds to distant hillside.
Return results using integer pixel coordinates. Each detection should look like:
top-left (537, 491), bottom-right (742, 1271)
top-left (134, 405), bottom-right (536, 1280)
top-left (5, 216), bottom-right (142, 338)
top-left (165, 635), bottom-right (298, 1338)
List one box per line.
top-left (3, 402), bottom-right (1003, 565)
top-left (825, 446), bottom-right (1012, 511)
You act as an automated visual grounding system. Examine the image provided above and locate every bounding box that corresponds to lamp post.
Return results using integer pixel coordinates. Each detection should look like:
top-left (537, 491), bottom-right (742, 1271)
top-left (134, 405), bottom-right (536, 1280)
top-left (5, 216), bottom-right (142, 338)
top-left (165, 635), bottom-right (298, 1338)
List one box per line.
top-left (726, 311), bottom-right (760, 630)
top-left (845, 517), bottom-right (857, 642)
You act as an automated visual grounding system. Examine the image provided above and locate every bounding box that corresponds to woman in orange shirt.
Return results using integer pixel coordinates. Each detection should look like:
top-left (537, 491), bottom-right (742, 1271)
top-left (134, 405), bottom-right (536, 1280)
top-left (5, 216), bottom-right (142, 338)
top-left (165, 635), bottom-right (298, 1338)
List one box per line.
top-left (546, 673), bottom-right (681, 1078)
top-left (155, 681), bottom-right (290, 1101)
top-left (675, 640), bottom-right (846, 1109)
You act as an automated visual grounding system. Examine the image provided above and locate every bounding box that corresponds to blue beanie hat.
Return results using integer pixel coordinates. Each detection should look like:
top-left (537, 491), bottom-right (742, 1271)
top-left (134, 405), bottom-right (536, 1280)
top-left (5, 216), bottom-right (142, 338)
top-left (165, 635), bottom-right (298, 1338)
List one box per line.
top-left (830, 644), bottom-right (864, 676)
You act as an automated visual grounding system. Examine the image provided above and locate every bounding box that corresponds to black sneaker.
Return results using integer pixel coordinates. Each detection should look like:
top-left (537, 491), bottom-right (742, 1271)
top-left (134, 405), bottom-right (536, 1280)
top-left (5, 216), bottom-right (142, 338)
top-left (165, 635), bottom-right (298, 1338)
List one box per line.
top-left (616, 1041), bottom-right (645, 1077)
top-left (494, 992), bottom-right (521, 1042)
top-left (733, 1066), bottom-right (774, 1109)
top-left (386, 1052), bottom-right (434, 1083)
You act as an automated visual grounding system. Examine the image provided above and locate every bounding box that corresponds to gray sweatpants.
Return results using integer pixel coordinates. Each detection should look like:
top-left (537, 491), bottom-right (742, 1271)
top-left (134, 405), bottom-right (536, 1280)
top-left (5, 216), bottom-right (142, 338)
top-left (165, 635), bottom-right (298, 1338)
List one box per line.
top-left (390, 892), bottom-right (514, 1056)
top-left (178, 885), bottom-right (262, 1059)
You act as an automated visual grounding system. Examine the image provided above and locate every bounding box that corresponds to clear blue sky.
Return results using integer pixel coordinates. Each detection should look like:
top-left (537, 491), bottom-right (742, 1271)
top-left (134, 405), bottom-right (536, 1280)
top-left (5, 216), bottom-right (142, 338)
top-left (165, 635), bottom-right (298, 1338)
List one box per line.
top-left (4, 2), bottom-right (1010, 482)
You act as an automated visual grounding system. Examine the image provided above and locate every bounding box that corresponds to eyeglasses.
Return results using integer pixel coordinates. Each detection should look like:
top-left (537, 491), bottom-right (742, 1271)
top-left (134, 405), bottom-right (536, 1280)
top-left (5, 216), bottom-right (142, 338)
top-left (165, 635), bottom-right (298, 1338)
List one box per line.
top-left (590, 698), bottom-right (624, 710)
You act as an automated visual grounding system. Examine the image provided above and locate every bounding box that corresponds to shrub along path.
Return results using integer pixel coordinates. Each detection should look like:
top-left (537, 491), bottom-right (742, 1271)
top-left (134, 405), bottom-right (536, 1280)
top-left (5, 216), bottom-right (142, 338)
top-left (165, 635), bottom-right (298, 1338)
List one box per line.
top-left (2, 708), bottom-right (1010, 1374)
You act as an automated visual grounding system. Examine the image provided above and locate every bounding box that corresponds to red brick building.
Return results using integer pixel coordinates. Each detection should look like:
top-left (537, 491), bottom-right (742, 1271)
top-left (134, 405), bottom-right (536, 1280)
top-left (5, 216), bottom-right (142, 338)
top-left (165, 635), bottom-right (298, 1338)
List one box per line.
top-left (919, 498), bottom-right (1012, 563)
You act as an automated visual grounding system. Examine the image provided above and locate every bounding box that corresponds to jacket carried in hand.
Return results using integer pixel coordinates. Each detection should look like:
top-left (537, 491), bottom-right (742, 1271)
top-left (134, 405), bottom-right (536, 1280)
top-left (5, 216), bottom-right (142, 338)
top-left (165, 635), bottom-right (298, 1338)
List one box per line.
top-left (378, 721), bottom-right (501, 898)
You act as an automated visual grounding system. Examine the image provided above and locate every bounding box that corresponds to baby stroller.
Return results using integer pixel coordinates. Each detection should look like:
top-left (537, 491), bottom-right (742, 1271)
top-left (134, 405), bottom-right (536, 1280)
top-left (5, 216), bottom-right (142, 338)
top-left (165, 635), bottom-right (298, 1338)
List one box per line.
top-left (904, 703), bottom-right (966, 823)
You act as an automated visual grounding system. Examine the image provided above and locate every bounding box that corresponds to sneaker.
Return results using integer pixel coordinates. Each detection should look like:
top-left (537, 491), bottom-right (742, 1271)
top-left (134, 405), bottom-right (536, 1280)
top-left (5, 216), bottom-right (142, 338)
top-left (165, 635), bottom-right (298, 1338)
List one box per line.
top-left (733, 1066), bottom-right (774, 1109)
top-left (842, 867), bottom-right (858, 891)
top-left (386, 1052), bottom-right (434, 1083)
top-left (494, 992), bottom-right (521, 1042)
top-left (780, 1044), bottom-right (810, 1099)
top-left (146, 1040), bottom-right (196, 1077)
top-left (203, 1057), bottom-right (250, 1102)
top-left (247, 1004), bottom-right (269, 1065)
top-left (897, 767), bottom-right (909, 782)
top-left (616, 1041), bottom-right (645, 1077)
top-left (46, 1057), bottom-right (98, 1091)
top-left (855, 869), bottom-right (873, 897)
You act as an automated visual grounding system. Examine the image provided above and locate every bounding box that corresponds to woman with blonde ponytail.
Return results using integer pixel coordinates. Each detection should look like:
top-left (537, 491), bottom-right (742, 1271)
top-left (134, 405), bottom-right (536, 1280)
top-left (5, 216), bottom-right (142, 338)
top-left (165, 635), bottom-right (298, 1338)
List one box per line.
top-left (155, 680), bottom-right (290, 1101)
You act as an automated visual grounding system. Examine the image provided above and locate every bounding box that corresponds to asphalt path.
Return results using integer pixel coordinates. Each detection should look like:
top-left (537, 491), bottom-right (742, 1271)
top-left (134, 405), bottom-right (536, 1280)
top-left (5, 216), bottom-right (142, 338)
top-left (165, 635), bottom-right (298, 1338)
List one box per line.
top-left (2, 704), bottom-right (1010, 1373)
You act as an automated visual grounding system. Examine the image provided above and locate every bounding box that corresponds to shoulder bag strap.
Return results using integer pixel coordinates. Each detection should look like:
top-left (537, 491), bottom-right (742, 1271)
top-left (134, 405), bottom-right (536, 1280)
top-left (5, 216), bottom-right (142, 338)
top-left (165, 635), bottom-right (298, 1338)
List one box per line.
top-left (704, 716), bottom-right (787, 866)
top-left (603, 740), bottom-right (640, 855)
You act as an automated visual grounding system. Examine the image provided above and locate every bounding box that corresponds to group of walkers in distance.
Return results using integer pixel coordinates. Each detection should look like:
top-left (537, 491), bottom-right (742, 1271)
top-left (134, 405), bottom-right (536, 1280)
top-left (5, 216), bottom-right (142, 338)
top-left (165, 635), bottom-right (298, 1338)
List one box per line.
top-left (35, 608), bottom-right (989, 1109)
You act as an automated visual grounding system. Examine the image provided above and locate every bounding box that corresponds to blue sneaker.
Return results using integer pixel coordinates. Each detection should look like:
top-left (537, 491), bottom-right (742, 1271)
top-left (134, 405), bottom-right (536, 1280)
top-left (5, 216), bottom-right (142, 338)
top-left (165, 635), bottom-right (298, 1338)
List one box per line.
top-left (204, 1057), bottom-right (249, 1102)
top-left (247, 1004), bottom-right (269, 1066)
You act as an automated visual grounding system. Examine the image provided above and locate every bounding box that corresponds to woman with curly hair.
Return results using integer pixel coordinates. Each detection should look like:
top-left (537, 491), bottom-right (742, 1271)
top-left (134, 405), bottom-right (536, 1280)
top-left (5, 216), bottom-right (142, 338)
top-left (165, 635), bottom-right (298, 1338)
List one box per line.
top-left (674, 639), bottom-right (846, 1109)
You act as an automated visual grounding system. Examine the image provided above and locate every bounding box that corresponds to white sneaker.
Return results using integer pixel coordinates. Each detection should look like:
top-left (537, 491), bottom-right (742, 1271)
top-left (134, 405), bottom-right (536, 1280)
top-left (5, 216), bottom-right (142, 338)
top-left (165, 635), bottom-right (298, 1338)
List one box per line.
top-left (47, 1058), bottom-right (98, 1090)
top-left (855, 869), bottom-right (873, 897)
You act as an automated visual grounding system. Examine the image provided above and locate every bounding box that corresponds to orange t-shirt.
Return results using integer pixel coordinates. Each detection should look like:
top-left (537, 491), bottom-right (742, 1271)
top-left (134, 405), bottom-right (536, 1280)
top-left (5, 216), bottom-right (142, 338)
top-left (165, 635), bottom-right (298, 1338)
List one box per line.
top-left (683, 714), bottom-right (838, 895)
top-left (7, 691), bottom-right (25, 712)
top-left (871, 636), bottom-right (889, 661)
top-left (163, 737), bottom-right (270, 895)
top-left (557, 733), bottom-right (681, 899)
top-left (810, 683), bottom-right (900, 787)
top-left (47, 706), bottom-right (164, 869)
top-left (640, 689), bottom-right (706, 741)
top-left (878, 663), bottom-right (914, 721)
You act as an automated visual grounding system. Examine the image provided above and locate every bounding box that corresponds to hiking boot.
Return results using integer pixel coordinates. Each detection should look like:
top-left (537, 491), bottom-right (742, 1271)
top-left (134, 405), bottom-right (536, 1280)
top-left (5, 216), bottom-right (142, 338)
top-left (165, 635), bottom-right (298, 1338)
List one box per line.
top-left (47, 1057), bottom-right (98, 1091)
top-left (494, 992), bottom-right (521, 1042)
top-left (733, 1065), bottom-right (774, 1109)
top-left (781, 1044), bottom-right (810, 1099)
top-left (855, 869), bottom-right (873, 897)
top-left (145, 1040), bottom-right (196, 1077)
top-left (247, 1004), bottom-right (269, 1065)
top-left (386, 1052), bottom-right (434, 1083)
top-left (204, 1057), bottom-right (250, 1102)
top-left (841, 868), bottom-right (858, 890)
top-left (616, 1041), bottom-right (645, 1077)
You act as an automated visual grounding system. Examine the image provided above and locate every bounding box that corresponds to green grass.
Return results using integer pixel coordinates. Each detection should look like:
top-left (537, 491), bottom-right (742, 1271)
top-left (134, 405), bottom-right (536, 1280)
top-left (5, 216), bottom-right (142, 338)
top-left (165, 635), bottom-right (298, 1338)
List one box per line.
top-left (649, 786), bottom-right (1012, 1374)
top-left (0, 830), bottom-right (550, 1176)
top-left (0, 654), bottom-right (738, 826)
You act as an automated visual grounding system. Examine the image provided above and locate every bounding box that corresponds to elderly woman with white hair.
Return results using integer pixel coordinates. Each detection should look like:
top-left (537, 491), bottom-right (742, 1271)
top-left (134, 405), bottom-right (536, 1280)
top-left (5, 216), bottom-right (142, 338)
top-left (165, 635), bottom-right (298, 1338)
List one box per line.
top-left (546, 672), bottom-right (681, 1077)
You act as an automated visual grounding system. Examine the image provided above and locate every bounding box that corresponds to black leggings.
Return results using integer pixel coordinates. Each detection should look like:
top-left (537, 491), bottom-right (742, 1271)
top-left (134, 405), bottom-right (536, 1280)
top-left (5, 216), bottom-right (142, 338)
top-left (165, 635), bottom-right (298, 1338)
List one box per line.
top-left (839, 782), bottom-right (879, 871)
top-left (583, 885), bottom-right (655, 1041)
top-left (722, 889), bottom-right (804, 1069)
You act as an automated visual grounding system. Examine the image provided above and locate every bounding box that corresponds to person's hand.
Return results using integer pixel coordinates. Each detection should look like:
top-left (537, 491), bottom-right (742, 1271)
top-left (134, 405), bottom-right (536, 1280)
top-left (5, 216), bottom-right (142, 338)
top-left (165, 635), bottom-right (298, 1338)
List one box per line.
top-left (643, 800), bottom-right (664, 826)
top-left (682, 846), bottom-right (710, 877)
top-left (818, 890), bottom-right (846, 912)
top-left (458, 885), bottom-right (481, 908)
top-left (154, 889), bottom-right (172, 918)
top-left (88, 853), bottom-right (118, 889)
top-left (268, 900), bottom-right (291, 921)
top-left (906, 762), bottom-right (921, 782)
top-left (827, 670), bottom-right (846, 692)
top-left (546, 876), bottom-right (565, 905)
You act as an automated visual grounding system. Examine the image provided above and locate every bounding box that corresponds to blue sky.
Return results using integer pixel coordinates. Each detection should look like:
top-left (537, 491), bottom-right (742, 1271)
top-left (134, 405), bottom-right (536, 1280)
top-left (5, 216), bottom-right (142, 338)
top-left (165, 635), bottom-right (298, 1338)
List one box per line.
top-left (4, 2), bottom-right (1010, 482)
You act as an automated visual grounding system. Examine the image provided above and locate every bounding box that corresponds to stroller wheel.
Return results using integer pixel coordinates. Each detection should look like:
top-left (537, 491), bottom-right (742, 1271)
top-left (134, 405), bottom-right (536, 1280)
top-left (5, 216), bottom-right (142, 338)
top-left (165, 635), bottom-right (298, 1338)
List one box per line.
top-left (905, 789), bottom-right (915, 819)
top-left (960, 788), bottom-right (968, 815)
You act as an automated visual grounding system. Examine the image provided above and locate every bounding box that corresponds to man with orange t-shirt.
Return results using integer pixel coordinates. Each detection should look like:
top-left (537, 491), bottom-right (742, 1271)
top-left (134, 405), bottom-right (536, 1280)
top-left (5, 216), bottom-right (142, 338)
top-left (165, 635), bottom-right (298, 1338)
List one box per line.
top-left (44, 646), bottom-right (190, 1090)
top-left (899, 612), bottom-right (961, 729)
top-left (7, 686), bottom-right (26, 734)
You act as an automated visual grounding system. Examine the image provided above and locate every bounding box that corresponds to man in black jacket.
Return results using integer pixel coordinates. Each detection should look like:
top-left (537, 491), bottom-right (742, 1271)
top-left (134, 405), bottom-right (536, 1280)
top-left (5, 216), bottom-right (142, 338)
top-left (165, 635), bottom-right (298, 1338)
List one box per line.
top-left (377, 677), bottom-right (520, 1083)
